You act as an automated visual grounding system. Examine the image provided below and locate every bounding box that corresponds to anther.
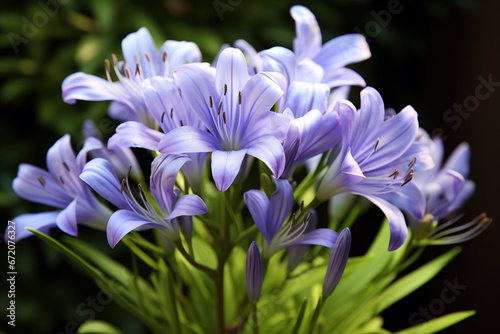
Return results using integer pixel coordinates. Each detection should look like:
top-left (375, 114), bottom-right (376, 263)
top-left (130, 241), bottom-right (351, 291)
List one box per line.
top-left (105, 59), bottom-right (112, 82)
top-left (253, 66), bottom-right (258, 74)
top-left (238, 91), bottom-right (242, 105)
top-left (124, 67), bottom-right (132, 79)
top-left (145, 51), bottom-right (152, 64)
top-left (408, 157), bottom-right (417, 168)
top-left (170, 107), bottom-right (173, 119)
top-left (405, 168), bottom-right (414, 179)
top-left (59, 176), bottom-right (64, 184)
top-left (161, 111), bottom-right (165, 123)
top-left (37, 175), bottom-right (46, 187)
top-left (180, 119), bottom-right (184, 126)
top-left (62, 162), bottom-right (70, 172)
top-left (389, 169), bottom-right (400, 179)
top-left (217, 101), bottom-right (222, 115)
top-left (224, 84), bottom-right (227, 95)
top-left (121, 179), bottom-right (125, 194)
top-left (401, 178), bottom-right (412, 187)
top-left (111, 54), bottom-right (118, 67)
top-left (126, 165), bottom-right (132, 179)
top-left (162, 50), bottom-right (168, 62)
top-left (305, 211), bottom-right (313, 223)
top-left (374, 138), bottom-right (380, 152)
top-left (222, 111), bottom-right (226, 124)
top-left (138, 183), bottom-right (149, 204)
top-left (300, 201), bottom-right (304, 213)
top-left (209, 95), bottom-right (213, 108)
top-left (135, 62), bottom-right (141, 76)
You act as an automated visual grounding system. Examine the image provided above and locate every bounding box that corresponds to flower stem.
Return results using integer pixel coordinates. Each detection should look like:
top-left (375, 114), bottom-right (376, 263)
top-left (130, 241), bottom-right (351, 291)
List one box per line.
top-left (175, 241), bottom-right (216, 277)
top-left (252, 302), bottom-right (259, 334)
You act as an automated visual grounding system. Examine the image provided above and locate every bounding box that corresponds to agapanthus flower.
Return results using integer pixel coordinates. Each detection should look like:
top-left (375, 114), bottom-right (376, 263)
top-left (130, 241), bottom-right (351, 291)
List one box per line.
top-left (159, 47), bottom-right (289, 191)
top-left (244, 177), bottom-right (338, 257)
top-left (317, 87), bottom-right (433, 250)
top-left (246, 241), bottom-right (263, 304)
top-left (235, 5), bottom-right (370, 88)
top-left (9, 135), bottom-right (111, 241)
top-left (409, 133), bottom-right (491, 244)
top-left (80, 154), bottom-right (207, 248)
top-left (323, 227), bottom-right (351, 299)
top-left (62, 27), bottom-right (201, 127)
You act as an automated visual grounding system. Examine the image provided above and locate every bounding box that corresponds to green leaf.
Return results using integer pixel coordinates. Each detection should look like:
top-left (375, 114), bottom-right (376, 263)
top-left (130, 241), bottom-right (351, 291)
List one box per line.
top-left (78, 320), bottom-right (124, 334)
top-left (395, 311), bottom-right (476, 334)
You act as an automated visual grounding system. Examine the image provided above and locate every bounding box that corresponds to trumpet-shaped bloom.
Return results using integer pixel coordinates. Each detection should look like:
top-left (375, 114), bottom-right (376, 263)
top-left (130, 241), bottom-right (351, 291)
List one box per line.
top-left (317, 87), bottom-right (432, 250)
top-left (323, 228), bottom-right (351, 299)
top-left (62, 27), bottom-right (202, 127)
top-left (246, 241), bottom-right (263, 303)
top-left (244, 178), bottom-right (338, 257)
top-left (80, 155), bottom-right (207, 248)
top-left (9, 135), bottom-right (111, 241)
top-left (159, 48), bottom-right (289, 191)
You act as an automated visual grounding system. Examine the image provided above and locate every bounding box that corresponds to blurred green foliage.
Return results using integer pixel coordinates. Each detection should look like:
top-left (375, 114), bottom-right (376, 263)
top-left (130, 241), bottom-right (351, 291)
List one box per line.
top-left (0, 0), bottom-right (477, 333)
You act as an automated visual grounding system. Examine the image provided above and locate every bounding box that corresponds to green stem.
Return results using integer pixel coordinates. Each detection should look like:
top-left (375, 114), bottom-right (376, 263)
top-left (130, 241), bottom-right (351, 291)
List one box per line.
top-left (175, 241), bottom-right (216, 277)
top-left (308, 295), bottom-right (324, 334)
top-left (252, 302), bottom-right (259, 334)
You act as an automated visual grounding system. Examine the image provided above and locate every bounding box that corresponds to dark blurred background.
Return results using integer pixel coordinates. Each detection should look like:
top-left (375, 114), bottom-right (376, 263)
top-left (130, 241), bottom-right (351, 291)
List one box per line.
top-left (1, 0), bottom-right (499, 333)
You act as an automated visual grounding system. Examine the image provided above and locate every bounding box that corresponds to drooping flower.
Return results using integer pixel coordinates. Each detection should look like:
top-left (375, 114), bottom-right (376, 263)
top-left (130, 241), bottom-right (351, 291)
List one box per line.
top-left (80, 154), bottom-right (207, 248)
top-left (9, 135), bottom-right (111, 241)
top-left (159, 47), bottom-right (290, 191)
top-left (317, 87), bottom-right (433, 250)
top-left (246, 241), bottom-right (263, 304)
top-left (323, 228), bottom-right (351, 299)
top-left (62, 27), bottom-right (202, 127)
top-left (244, 177), bottom-right (338, 257)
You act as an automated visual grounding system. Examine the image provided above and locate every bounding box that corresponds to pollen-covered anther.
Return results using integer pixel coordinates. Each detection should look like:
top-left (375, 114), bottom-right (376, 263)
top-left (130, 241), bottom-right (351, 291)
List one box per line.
top-left (374, 138), bottom-right (380, 152)
top-left (222, 111), bottom-right (227, 124)
top-left (124, 67), bottom-right (132, 79)
top-left (180, 119), bottom-right (184, 126)
top-left (239, 91), bottom-right (242, 105)
top-left (144, 51), bottom-right (156, 76)
top-left (111, 54), bottom-right (119, 67)
top-left (253, 66), bottom-right (258, 74)
top-left (217, 101), bottom-right (222, 115)
top-left (408, 157), bottom-right (417, 168)
top-left (135, 61), bottom-right (141, 76)
top-left (404, 168), bottom-right (414, 180)
top-left (126, 165), bottom-right (132, 179)
top-left (62, 162), bottom-right (70, 172)
top-left (162, 50), bottom-right (168, 62)
top-left (120, 179), bottom-right (125, 194)
top-left (105, 59), bottom-right (112, 82)
top-left (37, 175), bottom-right (46, 187)
top-left (137, 183), bottom-right (149, 204)
top-left (161, 111), bottom-right (165, 123)
top-left (59, 176), bottom-right (64, 184)
top-left (224, 84), bottom-right (227, 95)
top-left (401, 172), bottom-right (413, 187)
top-left (389, 169), bottom-right (399, 179)
top-left (209, 95), bottom-right (213, 108)
top-left (170, 107), bottom-right (174, 119)
top-left (305, 211), bottom-right (313, 223)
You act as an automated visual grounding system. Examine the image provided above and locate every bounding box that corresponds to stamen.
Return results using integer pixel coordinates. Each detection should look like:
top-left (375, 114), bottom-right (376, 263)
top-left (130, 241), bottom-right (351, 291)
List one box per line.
top-left (180, 119), bottom-right (184, 126)
top-left (144, 51), bottom-right (156, 76)
top-left (408, 157), bottom-right (417, 168)
top-left (37, 176), bottom-right (46, 187)
top-left (374, 138), bottom-right (380, 152)
top-left (162, 50), bottom-right (169, 76)
top-left (121, 179), bottom-right (125, 194)
top-left (238, 91), bottom-right (242, 105)
top-left (209, 95), bottom-right (213, 108)
top-left (300, 201), bottom-right (304, 213)
top-left (217, 101), bottom-right (222, 115)
top-left (224, 84), bottom-right (227, 96)
top-left (305, 211), bottom-right (313, 223)
top-left (401, 178), bottom-right (412, 187)
top-left (112, 54), bottom-right (119, 67)
top-left (170, 107), bottom-right (174, 119)
top-left (222, 111), bottom-right (226, 124)
top-left (290, 213), bottom-right (296, 226)
top-left (62, 162), bottom-right (70, 172)
top-left (135, 61), bottom-right (141, 77)
top-left (59, 176), bottom-right (64, 184)
top-left (138, 183), bottom-right (149, 204)
top-left (124, 66), bottom-right (132, 79)
top-left (161, 112), bottom-right (165, 123)
top-left (405, 168), bottom-right (414, 179)
top-left (389, 169), bottom-right (399, 179)
top-left (401, 172), bottom-right (413, 187)
top-left (162, 50), bottom-right (168, 62)
top-left (105, 59), bottom-right (112, 83)
top-left (253, 66), bottom-right (258, 74)
top-left (126, 165), bottom-right (132, 179)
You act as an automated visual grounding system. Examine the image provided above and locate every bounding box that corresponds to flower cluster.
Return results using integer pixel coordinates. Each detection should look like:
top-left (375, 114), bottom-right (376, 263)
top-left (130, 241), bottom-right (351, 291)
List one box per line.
top-left (9, 5), bottom-right (490, 333)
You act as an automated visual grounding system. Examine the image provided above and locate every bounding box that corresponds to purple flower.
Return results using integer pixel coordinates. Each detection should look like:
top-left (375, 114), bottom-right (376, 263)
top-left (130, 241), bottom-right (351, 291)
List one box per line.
top-left (159, 47), bottom-right (290, 191)
top-left (246, 241), bottom-right (263, 303)
top-left (317, 87), bottom-right (432, 251)
top-left (9, 135), bottom-right (111, 241)
top-left (323, 228), bottom-right (351, 299)
top-left (62, 27), bottom-right (201, 127)
top-left (80, 154), bottom-right (207, 248)
top-left (244, 178), bottom-right (338, 257)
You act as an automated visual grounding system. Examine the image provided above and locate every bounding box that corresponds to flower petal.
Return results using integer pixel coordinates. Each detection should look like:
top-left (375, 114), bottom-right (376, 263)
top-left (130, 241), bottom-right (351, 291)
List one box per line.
top-left (284, 82), bottom-right (330, 118)
top-left (321, 67), bottom-right (367, 88)
top-left (443, 142), bottom-right (471, 177)
top-left (323, 228), bottom-right (351, 298)
top-left (211, 149), bottom-right (247, 191)
top-left (76, 137), bottom-right (103, 171)
top-left (267, 178), bottom-right (294, 240)
top-left (122, 27), bottom-right (158, 79)
top-left (13, 164), bottom-right (71, 208)
top-left (260, 47), bottom-right (297, 85)
top-left (290, 5), bottom-right (322, 60)
top-left (379, 182), bottom-right (426, 220)
top-left (356, 193), bottom-right (408, 251)
top-left (288, 228), bottom-right (339, 248)
top-left (313, 34), bottom-right (371, 70)
top-left (246, 136), bottom-right (286, 178)
top-left (80, 158), bottom-right (129, 209)
top-left (8, 211), bottom-right (59, 242)
top-left (244, 189), bottom-right (272, 241)
top-left (62, 72), bottom-right (121, 104)
top-left (107, 209), bottom-right (158, 248)
top-left (108, 121), bottom-right (163, 151)
top-left (246, 241), bottom-right (263, 303)
top-left (234, 39), bottom-right (263, 74)
top-left (56, 198), bottom-right (78, 236)
top-left (158, 126), bottom-right (219, 155)
top-left (168, 194), bottom-right (208, 220)
top-left (160, 40), bottom-right (202, 77)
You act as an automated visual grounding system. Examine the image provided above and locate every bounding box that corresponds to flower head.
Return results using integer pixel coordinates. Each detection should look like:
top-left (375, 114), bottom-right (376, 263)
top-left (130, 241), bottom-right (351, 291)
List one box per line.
top-left (323, 228), bottom-right (351, 299)
top-left (246, 241), bottom-right (263, 303)
top-left (159, 47), bottom-right (289, 191)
